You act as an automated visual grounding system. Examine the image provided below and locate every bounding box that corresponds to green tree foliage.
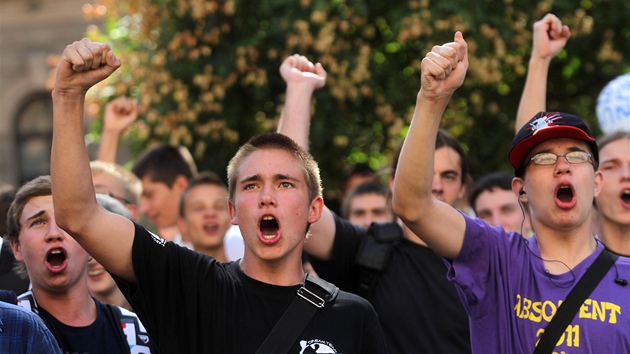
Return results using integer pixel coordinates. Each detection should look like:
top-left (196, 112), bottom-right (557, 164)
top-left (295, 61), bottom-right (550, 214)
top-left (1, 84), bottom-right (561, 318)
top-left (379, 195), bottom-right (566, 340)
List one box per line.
top-left (88, 0), bottom-right (630, 191)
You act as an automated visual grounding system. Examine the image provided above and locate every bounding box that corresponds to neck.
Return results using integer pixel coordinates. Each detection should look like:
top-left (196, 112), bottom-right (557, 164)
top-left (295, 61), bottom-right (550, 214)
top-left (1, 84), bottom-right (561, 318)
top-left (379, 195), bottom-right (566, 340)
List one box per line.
top-left (32, 285), bottom-right (97, 326)
top-left (95, 289), bottom-right (132, 311)
top-left (239, 253), bottom-right (304, 286)
top-left (195, 244), bottom-right (228, 262)
top-left (535, 231), bottom-right (598, 273)
top-left (158, 225), bottom-right (180, 241)
top-left (598, 218), bottom-right (630, 256)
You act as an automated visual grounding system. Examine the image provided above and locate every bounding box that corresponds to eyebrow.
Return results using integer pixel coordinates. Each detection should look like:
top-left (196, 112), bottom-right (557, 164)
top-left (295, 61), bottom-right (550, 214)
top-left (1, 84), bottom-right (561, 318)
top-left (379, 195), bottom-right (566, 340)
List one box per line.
top-left (441, 170), bottom-right (460, 176)
top-left (25, 210), bottom-right (46, 223)
top-left (239, 173), bottom-right (300, 184)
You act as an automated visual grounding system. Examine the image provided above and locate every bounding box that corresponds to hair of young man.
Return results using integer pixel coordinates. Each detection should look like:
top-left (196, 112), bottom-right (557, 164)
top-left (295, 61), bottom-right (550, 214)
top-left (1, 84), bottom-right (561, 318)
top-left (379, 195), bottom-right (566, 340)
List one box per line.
top-left (90, 160), bottom-right (142, 207)
top-left (131, 144), bottom-right (198, 187)
top-left (227, 133), bottom-right (322, 204)
top-left (6, 176), bottom-right (53, 277)
top-left (178, 170), bottom-right (227, 217)
top-left (391, 129), bottom-right (470, 183)
top-left (469, 171), bottom-right (514, 213)
top-left (597, 130), bottom-right (630, 151)
top-left (341, 163), bottom-right (376, 193)
top-left (341, 181), bottom-right (391, 219)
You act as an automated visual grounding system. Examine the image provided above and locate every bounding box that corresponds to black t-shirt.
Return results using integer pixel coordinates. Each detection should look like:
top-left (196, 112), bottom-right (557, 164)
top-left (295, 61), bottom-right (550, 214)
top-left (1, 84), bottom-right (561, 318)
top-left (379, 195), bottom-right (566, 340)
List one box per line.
top-left (309, 214), bottom-right (471, 353)
top-left (115, 222), bottom-right (389, 354)
top-left (37, 298), bottom-right (129, 354)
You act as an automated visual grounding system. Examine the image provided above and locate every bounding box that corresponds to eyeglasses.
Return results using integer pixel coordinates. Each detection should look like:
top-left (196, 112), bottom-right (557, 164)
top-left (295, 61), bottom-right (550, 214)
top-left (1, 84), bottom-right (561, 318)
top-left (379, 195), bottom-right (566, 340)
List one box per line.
top-left (528, 151), bottom-right (593, 166)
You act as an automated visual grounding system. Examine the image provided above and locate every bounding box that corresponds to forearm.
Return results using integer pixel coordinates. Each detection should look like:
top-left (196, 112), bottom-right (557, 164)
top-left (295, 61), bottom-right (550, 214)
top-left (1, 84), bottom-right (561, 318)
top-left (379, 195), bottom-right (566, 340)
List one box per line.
top-left (393, 93), bottom-right (448, 221)
top-left (277, 83), bottom-right (316, 150)
top-left (515, 54), bottom-right (552, 133)
top-left (51, 90), bottom-right (99, 230)
top-left (96, 127), bottom-right (121, 162)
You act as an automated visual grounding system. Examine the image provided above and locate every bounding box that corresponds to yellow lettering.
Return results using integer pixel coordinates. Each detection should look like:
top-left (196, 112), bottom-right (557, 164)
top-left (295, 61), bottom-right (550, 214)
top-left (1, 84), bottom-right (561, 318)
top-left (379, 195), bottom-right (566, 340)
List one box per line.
top-left (542, 300), bottom-right (557, 322)
top-left (579, 299), bottom-right (593, 320)
top-left (606, 303), bottom-right (621, 324)
top-left (529, 301), bottom-right (542, 322)
top-left (522, 297), bottom-right (532, 319)
top-left (566, 324), bottom-right (579, 347)
top-left (514, 294), bottom-right (522, 317)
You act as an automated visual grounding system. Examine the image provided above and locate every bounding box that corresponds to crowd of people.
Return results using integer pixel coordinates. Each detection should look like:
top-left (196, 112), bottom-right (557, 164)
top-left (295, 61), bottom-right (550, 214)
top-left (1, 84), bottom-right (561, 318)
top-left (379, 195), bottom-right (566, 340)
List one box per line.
top-left (0, 13), bottom-right (628, 354)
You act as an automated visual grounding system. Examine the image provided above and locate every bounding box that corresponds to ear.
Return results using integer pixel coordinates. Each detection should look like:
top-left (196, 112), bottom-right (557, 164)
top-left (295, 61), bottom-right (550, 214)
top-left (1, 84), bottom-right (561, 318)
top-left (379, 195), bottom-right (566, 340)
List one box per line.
top-left (10, 239), bottom-right (23, 262)
top-left (307, 196), bottom-right (324, 224)
top-left (512, 177), bottom-right (528, 203)
top-left (457, 183), bottom-right (466, 200)
top-left (593, 170), bottom-right (603, 198)
top-left (173, 175), bottom-right (189, 192)
top-left (228, 201), bottom-right (238, 225)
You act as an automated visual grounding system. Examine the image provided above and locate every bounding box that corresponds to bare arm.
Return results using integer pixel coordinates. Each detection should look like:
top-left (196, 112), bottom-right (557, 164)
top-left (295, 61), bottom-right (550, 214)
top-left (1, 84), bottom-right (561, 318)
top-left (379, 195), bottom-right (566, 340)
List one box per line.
top-left (51, 38), bottom-right (136, 283)
top-left (515, 13), bottom-right (570, 132)
top-left (275, 54), bottom-right (335, 259)
top-left (392, 32), bottom-right (469, 260)
top-left (97, 96), bottom-right (138, 162)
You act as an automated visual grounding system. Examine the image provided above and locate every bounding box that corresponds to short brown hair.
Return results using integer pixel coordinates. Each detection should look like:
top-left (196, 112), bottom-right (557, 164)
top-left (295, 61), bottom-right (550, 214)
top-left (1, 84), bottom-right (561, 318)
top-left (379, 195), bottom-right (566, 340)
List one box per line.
top-left (7, 176), bottom-right (52, 245)
top-left (227, 133), bottom-right (322, 203)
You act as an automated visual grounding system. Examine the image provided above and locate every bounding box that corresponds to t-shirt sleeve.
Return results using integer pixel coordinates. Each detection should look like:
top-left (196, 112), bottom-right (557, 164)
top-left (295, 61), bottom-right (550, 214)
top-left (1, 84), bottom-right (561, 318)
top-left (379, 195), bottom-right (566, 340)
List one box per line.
top-left (114, 222), bottom-right (231, 348)
top-left (446, 213), bottom-right (526, 320)
top-left (308, 213), bottom-right (364, 292)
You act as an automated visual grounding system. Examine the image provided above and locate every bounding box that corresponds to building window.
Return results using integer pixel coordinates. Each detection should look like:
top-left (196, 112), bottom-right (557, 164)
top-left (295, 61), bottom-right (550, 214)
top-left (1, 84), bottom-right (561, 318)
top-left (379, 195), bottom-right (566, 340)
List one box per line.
top-left (15, 92), bottom-right (53, 185)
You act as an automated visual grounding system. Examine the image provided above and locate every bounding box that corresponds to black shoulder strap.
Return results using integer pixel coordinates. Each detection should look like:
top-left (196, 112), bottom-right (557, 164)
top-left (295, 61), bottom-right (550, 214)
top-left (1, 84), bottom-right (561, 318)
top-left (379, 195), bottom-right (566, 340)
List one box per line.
top-left (534, 250), bottom-right (619, 354)
top-left (106, 304), bottom-right (133, 354)
top-left (255, 274), bottom-right (339, 354)
top-left (355, 221), bottom-right (403, 298)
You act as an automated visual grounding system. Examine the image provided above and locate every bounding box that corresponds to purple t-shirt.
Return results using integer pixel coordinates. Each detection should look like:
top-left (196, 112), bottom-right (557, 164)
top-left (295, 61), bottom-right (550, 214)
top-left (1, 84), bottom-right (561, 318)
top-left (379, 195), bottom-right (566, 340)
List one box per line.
top-left (448, 214), bottom-right (630, 354)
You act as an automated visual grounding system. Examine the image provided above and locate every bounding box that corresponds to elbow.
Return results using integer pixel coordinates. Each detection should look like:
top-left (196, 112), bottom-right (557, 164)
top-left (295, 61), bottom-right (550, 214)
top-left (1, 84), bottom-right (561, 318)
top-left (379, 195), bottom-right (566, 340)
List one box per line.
top-left (392, 194), bottom-right (419, 225)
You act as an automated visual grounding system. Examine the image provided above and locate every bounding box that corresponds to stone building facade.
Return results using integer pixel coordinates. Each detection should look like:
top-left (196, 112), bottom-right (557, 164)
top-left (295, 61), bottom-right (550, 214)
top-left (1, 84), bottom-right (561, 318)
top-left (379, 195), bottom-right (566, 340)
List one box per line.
top-left (0, 0), bottom-right (102, 187)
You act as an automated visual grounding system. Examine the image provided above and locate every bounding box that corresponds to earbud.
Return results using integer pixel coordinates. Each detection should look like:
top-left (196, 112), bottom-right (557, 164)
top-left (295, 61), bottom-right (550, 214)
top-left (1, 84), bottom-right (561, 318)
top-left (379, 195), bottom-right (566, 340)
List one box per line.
top-left (615, 278), bottom-right (628, 286)
top-left (519, 190), bottom-right (526, 196)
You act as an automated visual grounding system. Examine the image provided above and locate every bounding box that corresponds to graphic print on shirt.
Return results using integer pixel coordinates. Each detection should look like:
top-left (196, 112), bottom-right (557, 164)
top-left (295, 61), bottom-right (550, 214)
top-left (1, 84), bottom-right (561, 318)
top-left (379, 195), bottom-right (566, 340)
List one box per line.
top-left (299, 339), bottom-right (337, 353)
top-left (514, 293), bottom-right (622, 349)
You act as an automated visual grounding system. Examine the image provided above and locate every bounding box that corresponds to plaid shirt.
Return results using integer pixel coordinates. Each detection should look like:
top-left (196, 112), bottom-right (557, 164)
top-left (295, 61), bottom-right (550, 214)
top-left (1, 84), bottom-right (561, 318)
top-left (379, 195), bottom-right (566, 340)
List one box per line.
top-left (0, 301), bottom-right (61, 354)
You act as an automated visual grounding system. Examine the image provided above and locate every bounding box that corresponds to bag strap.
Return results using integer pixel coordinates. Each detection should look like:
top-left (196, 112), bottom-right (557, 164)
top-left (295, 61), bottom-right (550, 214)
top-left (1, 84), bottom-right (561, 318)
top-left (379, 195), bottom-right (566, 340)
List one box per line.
top-left (534, 249), bottom-right (619, 354)
top-left (355, 222), bottom-right (403, 299)
top-left (255, 274), bottom-right (339, 354)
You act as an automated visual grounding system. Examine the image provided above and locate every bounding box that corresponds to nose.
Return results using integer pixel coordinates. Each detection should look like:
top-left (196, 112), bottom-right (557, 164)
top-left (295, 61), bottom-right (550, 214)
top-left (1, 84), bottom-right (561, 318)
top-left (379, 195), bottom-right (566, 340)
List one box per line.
top-left (554, 155), bottom-right (572, 175)
top-left (490, 213), bottom-right (501, 227)
top-left (621, 164), bottom-right (630, 181)
top-left (46, 218), bottom-right (65, 242)
top-left (258, 188), bottom-right (277, 208)
top-left (139, 199), bottom-right (150, 215)
top-left (432, 174), bottom-right (443, 194)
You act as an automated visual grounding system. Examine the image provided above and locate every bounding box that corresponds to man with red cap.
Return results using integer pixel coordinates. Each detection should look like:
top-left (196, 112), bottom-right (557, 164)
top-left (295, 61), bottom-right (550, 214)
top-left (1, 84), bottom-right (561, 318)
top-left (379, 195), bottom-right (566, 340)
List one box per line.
top-left (393, 32), bottom-right (630, 353)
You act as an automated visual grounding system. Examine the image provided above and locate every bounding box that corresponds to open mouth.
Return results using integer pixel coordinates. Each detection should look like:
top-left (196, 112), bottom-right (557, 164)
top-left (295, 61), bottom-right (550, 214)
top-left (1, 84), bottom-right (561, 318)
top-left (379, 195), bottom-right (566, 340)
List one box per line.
top-left (260, 215), bottom-right (279, 239)
top-left (203, 223), bottom-right (219, 233)
top-left (622, 189), bottom-right (630, 207)
top-left (46, 248), bottom-right (67, 270)
top-left (557, 185), bottom-right (574, 203)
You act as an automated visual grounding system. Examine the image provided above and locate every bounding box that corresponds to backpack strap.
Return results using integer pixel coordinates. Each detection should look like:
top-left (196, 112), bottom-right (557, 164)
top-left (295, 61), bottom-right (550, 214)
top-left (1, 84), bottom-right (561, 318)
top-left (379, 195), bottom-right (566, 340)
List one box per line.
top-left (16, 290), bottom-right (38, 314)
top-left (255, 274), bottom-right (339, 354)
top-left (534, 250), bottom-right (619, 354)
top-left (354, 221), bottom-right (403, 298)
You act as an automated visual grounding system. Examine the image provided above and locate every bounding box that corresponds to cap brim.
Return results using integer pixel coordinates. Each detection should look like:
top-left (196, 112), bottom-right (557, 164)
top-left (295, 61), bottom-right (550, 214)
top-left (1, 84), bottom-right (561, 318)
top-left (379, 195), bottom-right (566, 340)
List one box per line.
top-left (509, 125), bottom-right (596, 170)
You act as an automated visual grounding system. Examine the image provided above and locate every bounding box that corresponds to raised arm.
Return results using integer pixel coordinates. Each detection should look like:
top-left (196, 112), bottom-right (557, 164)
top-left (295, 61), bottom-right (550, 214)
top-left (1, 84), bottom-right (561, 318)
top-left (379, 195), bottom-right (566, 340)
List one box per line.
top-left (392, 32), bottom-right (468, 260)
top-left (515, 13), bottom-right (570, 132)
top-left (51, 38), bottom-right (136, 283)
top-left (276, 54), bottom-right (335, 259)
top-left (97, 96), bottom-right (138, 162)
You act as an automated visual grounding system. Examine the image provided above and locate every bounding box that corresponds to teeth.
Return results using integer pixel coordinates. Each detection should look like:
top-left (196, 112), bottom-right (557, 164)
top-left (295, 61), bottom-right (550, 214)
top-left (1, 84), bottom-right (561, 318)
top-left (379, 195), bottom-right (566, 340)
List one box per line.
top-left (262, 216), bottom-right (275, 220)
top-left (560, 186), bottom-right (570, 189)
top-left (51, 250), bottom-right (62, 254)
